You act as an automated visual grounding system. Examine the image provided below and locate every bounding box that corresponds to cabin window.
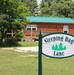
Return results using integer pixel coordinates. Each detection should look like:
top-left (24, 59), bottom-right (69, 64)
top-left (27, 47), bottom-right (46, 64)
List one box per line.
top-left (63, 25), bottom-right (68, 33)
top-left (26, 25), bottom-right (37, 31)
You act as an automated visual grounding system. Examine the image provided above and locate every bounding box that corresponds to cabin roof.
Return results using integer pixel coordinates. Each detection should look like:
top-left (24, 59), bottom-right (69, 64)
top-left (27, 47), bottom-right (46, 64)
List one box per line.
top-left (26, 16), bottom-right (74, 24)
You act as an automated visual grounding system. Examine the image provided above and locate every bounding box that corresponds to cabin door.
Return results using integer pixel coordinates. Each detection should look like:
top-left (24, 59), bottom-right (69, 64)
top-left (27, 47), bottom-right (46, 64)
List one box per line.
top-left (63, 25), bottom-right (68, 33)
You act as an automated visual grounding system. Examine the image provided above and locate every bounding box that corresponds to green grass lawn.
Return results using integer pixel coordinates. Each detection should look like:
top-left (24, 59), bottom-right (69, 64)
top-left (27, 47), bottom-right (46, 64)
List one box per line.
top-left (0, 49), bottom-right (74, 75)
top-left (18, 41), bottom-right (38, 47)
top-left (1, 41), bottom-right (38, 47)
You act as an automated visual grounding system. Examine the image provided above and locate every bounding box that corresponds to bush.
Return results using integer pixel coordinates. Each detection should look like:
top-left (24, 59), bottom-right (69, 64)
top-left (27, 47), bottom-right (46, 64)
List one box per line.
top-left (4, 37), bottom-right (20, 47)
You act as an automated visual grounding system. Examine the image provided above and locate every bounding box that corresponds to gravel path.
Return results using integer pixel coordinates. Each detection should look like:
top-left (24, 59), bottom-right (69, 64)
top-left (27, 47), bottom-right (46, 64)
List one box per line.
top-left (0, 47), bottom-right (38, 52)
top-left (15, 46), bottom-right (38, 52)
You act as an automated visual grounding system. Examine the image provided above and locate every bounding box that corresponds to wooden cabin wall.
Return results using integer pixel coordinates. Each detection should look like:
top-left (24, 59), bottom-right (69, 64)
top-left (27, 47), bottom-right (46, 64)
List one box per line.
top-left (24, 22), bottom-right (74, 37)
top-left (69, 24), bottom-right (74, 34)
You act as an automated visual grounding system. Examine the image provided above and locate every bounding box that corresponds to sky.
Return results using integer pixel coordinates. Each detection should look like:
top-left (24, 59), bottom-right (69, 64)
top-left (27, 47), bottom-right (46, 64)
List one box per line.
top-left (37, 0), bottom-right (41, 4)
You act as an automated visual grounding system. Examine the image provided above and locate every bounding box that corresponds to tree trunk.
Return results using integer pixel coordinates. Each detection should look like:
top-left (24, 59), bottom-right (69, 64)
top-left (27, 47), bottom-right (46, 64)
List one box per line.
top-left (0, 37), bottom-right (4, 46)
top-left (0, 31), bottom-right (5, 46)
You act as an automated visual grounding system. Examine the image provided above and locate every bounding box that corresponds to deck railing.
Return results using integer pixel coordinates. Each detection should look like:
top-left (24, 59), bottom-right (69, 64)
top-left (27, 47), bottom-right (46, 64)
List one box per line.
top-left (22, 30), bottom-right (50, 41)
top-left (24, 30), bottom-right (49, 35)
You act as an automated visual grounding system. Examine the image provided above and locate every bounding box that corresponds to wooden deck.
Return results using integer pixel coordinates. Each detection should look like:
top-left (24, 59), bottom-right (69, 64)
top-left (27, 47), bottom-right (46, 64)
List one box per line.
top-left (21, 30), bottom-right (49, 41)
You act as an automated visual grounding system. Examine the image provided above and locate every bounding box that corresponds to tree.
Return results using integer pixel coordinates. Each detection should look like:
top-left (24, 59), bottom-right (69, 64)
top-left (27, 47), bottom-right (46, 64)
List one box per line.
top-left (40, 0), bottom-right (74, 19)
top-left (0, 0), bottom-right (30, 46)
top-left (0, 13), bottom-right (9, 46)
top-left (40, 0), bottom-right (57, 16)
top-left (51, 0), bottom-right (74, 18)
top-left (22, 0), bottom-right (38, 15)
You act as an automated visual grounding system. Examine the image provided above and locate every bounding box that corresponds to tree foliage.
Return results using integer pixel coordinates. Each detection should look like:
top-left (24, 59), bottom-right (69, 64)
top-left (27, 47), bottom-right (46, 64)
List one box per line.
top-left (40, 0), bottom-right (74, 19)
top-left (0, 0), bottom-right (30, 46)
top-left (21, 0), bottom-right (38, 15)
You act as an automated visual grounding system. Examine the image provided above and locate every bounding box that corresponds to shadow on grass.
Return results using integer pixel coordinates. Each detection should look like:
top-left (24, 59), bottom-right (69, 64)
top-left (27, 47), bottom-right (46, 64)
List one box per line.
top-left (1, 42), bottom-right (21, 47)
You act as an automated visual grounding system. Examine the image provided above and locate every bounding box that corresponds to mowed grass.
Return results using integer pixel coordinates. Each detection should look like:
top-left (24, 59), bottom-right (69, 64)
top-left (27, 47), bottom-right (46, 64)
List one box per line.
top-left (0, 49), bottom-right (74, 75)
top-left (18, 41), bottom-right (38, 47)
top-left (43, 56), bottom-right (74, 75)
top-left (0, 49), bottom-right (38, 75)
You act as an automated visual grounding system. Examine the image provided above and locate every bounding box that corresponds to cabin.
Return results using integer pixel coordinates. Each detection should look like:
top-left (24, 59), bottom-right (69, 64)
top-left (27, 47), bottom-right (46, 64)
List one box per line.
top-left (22, 16), bottom-right (74, 41)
